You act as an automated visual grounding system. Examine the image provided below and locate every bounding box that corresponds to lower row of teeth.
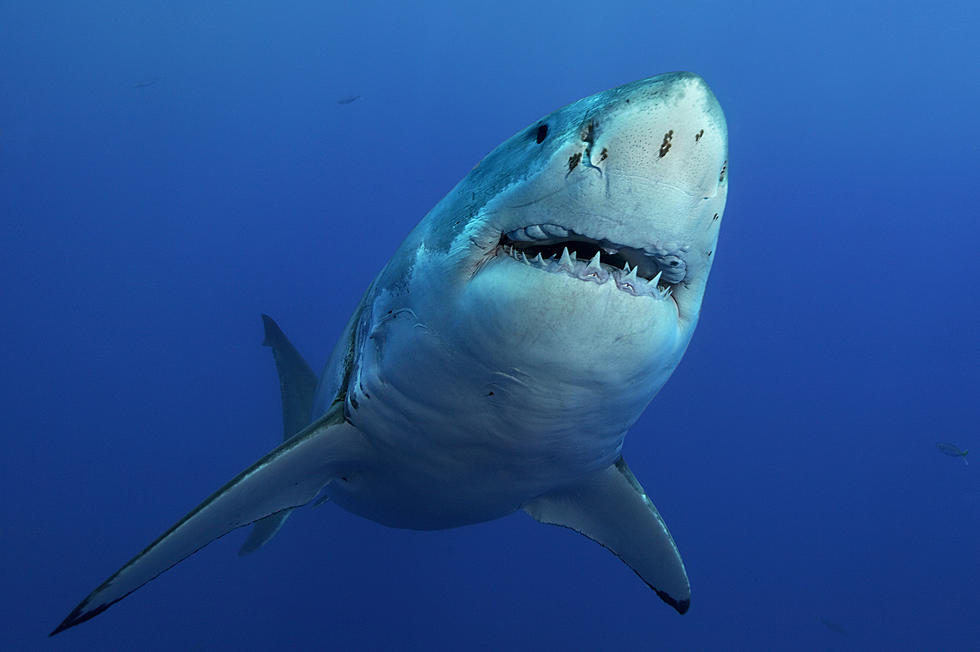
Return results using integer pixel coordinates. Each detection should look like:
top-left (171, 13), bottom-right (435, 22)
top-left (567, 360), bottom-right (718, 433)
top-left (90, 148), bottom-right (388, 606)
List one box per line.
top-left (503, 246), bottom-right (672, 298)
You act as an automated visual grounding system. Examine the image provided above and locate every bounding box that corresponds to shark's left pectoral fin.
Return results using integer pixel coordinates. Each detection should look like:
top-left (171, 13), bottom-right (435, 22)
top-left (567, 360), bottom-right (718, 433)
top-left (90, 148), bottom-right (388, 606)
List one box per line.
top-left (523, 457), bottom-right (690, 614)
top-left (51, 402), bottom-right (364, 636)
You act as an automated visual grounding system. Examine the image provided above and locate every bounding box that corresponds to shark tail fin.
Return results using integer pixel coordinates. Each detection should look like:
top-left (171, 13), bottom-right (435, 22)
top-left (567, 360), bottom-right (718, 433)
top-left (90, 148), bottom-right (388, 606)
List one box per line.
top-left (50, 402), bottom-right (362, 636)
top-left (523, 456), bottom-right (691, 614)
top-left (238, 315), bottom-right (320, 556)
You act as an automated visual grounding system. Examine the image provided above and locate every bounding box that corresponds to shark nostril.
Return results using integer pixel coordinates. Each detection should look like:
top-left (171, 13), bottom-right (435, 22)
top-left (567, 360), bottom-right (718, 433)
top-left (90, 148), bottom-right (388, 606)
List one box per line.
top-left (655, 255), bottom-right (686, 283)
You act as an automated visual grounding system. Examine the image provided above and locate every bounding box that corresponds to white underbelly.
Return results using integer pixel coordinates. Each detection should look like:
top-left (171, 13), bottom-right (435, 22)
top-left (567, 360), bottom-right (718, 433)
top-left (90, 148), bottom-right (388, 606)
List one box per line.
top-left (323, 310), bottom-right (664, 529)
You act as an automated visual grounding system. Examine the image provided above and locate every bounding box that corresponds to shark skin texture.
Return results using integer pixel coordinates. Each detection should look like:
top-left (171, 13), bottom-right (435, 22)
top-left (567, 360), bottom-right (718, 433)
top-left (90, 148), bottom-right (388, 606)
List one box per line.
top-left (52, 71), bottom-right (728, 635)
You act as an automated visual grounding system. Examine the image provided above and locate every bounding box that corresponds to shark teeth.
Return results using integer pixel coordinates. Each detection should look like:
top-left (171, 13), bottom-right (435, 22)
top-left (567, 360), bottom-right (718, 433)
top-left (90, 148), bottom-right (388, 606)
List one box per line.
top-left (617, 266), bottom-right (640, 294)
top-left (541, 225), bottom-right (569, 238)
top-left (582, 251), bottom-right (608, 282)
top-left (506, 224), bottom-right (570, 242)
top-left (558, 247), bottom-right (574, 272)
top-left (504, 243), bottom-right (673, 299)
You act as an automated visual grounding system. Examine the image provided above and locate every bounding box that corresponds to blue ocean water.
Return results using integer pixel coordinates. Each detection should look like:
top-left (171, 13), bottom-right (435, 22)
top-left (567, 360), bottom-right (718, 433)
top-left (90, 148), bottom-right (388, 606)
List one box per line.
top-left (2, 1), bottom-right (978, 649)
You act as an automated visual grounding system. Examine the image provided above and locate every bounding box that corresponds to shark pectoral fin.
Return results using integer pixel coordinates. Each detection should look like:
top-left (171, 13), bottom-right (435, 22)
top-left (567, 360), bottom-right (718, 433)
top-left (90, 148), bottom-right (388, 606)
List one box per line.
top-left (238, 512), bottom-right (291, 556)
top-left (51, 402), bottom-right (362, 636)
top-left (523, 456), bottom-right (690, 614)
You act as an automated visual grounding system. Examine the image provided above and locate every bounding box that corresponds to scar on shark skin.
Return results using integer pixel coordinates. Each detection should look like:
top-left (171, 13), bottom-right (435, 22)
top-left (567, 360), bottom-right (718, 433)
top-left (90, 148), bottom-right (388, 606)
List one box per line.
top-left (581, 120), bottom-right (597, 145)
top-left (695, 129), bottom-right (704, 142)
top-left (567, 152), bottom-right (582, 175)
top-left (659, 130), bottom-right (674, 158)
top-left (578, 120), bottom-right (604, 175)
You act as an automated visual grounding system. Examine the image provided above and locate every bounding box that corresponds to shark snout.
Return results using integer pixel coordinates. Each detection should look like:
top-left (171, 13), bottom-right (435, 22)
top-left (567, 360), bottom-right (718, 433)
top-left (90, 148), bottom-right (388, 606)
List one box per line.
top-left (596, 73), bottom-right (728, 201)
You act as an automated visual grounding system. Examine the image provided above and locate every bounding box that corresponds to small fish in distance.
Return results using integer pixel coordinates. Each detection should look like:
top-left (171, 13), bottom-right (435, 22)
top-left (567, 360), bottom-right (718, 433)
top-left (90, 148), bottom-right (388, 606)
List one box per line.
top-left (337, 94), bottom-right (360, 105)
top-left (936, 442), bottom-right (969, 465)
top-left (816, 616), bottom-right (848, 637)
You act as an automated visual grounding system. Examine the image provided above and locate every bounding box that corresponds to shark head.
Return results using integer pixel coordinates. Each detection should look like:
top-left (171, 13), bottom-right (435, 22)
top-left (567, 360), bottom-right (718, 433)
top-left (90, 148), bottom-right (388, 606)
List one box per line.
top-left (462, 71), bottom-right (727, 317)
top-left (349, 71), bottom-right (730, 514)
top-left (417, 72), bottom-right (726, 417)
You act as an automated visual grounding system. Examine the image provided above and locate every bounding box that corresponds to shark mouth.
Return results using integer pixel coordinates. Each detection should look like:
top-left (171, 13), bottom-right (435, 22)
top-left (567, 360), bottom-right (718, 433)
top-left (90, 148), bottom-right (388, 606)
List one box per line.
top-left (497, 225), bottom-right (682, 299)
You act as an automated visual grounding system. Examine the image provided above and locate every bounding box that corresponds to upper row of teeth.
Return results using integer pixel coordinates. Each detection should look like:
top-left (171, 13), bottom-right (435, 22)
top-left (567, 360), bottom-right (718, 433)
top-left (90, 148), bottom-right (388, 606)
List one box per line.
top-left (505, 225), bottom-right (684, 260)
top-left (502, 245), bottom-right (672, 299)
top-left (505, 224), bottom-right (570, 241)
top-left (506, 225), bottom-right (622, 257)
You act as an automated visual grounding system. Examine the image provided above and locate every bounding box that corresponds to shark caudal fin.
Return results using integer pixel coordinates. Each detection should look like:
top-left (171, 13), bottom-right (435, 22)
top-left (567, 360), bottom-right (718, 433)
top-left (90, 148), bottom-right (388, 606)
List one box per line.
top-left (238, 315), bottom-right (320, 556)
top-left (50, 401), bottom-right (363, 636)
top-left (523, 456), bottom-right (691, 614)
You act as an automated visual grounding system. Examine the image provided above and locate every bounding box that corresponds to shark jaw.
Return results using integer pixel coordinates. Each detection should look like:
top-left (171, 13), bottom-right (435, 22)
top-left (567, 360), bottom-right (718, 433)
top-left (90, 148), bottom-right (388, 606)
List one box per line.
top-left (497, 228), bottom-right (679, 300)
top-left (452, 71), bottom-right (728, 333)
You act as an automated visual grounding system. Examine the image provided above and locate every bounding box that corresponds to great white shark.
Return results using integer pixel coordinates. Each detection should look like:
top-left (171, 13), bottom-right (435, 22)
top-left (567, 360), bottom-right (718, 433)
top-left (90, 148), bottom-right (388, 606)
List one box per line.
top-left (52, 71), bottom-right (728, 635)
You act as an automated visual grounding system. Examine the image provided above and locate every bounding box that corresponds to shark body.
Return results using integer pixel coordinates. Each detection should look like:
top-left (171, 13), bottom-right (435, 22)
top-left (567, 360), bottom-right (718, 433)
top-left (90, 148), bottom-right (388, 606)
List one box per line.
top-left (53, 71), bottom-right (728, 635)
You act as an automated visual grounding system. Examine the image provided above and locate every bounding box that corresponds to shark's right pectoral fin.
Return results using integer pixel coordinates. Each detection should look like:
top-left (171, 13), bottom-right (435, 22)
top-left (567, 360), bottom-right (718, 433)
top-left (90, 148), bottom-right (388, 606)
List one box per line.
top-left (523, 456), bottom-right (691, 614)
top-left (51, 401), bottom-right (363, 636)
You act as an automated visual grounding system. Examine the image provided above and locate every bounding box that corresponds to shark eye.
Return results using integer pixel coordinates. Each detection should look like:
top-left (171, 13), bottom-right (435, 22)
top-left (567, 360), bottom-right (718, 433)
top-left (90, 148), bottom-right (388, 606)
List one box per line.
top-left (535, 124), bottom-right (549, 144)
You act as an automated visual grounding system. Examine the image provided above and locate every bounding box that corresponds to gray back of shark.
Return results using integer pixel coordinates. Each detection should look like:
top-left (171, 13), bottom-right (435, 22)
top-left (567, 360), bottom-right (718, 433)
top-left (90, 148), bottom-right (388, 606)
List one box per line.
top-left (52, 71), bottom-right (728, 635)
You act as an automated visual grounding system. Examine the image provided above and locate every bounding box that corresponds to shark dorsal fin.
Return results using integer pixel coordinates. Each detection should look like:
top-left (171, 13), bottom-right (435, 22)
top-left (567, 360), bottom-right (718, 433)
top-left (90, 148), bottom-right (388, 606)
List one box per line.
top-left (261, 313), bottom-right (318, 441)
top-left (240, 315), bottom-right (320, 555)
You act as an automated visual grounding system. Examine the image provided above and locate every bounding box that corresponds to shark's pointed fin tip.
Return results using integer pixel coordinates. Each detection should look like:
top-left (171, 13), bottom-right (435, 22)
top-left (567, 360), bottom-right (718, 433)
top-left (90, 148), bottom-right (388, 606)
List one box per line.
top-left (50, 598), bottom-right (113, 636)
top-left (237, 537), bottom-right (260, 556)
top-left (260, 313), bottom-right (283, 347)
top-left (655, 588), bottom-right (690, 614)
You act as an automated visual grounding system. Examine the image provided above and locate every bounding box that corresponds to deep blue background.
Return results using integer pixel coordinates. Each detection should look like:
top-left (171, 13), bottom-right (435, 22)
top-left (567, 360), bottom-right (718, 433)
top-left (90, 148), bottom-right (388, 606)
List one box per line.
top-left (2, 2), bottom-right (978, 650)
